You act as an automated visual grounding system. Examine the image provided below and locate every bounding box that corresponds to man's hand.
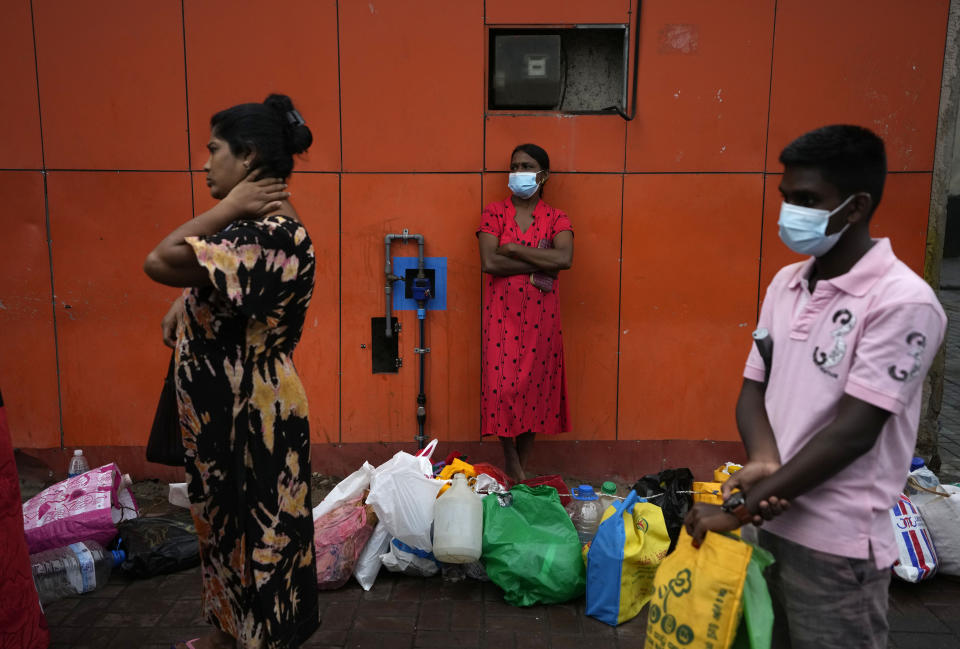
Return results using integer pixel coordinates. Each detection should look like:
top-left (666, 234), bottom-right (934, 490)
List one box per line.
top-left (721, 460), bottom-right (780, 499)
top-left (684, 503), bottom-right (741, 547)
top-left (496, 242), bottom-right (520, 258)
top-left (752, 495), bottom-right (790, 526)
top-left (221, 174), bottom-right (289, 218)
top-left (722, 461), bottom-right (790, 526)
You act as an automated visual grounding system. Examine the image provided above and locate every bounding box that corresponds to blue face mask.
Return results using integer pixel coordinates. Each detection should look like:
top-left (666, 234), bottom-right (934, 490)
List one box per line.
top-left (777, 194), bottom-right (856, 257)
top-left (508, 172), bottom-right (540, 199)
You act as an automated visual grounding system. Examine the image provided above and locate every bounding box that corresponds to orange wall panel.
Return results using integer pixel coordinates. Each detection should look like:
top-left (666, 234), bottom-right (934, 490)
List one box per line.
top-left (0, 172), bottom-right (59, 447)
top-left (485, 115), bottom-right (626, 172)
top-left (282, 174), bottom-right (340, 444)
top-left (48, 172), bottom-right (192, 446)
top-left (766, 0), bottom-right (949, 172)
top-left (339, 0), bottom-right (484, 171)
top-left (482, 173), bottom-right (623, 440)
top-left (619, 174), bottom-right (763, 441)
top-left (625, 0), bottom-right (775, 172)
top-left (485, 0), bottom-right (630, 25)
top-left (759, 173), bottom-right (932, 291)
top-left (0, 0), bottom-right (42, 168)
top-left (184, 0), bottom-right (340, 172)
top-left (33, 0), bottom-right (187, 170)
top-left (340, 174), bottom-right (483, 443)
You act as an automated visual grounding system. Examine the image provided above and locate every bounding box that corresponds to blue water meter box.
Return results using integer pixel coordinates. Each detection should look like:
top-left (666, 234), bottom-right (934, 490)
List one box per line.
top-left (392, 257), bottom-right (447, 311)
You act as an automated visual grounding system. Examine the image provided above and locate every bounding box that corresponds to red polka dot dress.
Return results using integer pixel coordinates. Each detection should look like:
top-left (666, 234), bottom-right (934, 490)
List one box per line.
top-left (477, 198), bottom-right (571, 438)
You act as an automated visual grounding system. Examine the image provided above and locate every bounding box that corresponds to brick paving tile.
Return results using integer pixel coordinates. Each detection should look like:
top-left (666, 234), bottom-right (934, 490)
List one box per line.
top-left (357, 598), bottom-right (420, 616)
top-left (305, 628), bottom-right (349, 646)
top-left (479, 630), bottom-right (516, 649)
top-left (520, 631), bottom-right (550, 649)
top-left (549, 633), bottom-right (596, 649)
top-left (889, 632), bottom-right (959, 649)
top-left (449, 600), bottom-right (482, 629)
top-left (546, 604), bottom-right (581, 634)
top-left (484, 613), bottom-right (547, 632)
top-left (352, 613), bottom-right (417, 633)
top-left (318, 601), bottom-right (358, 631)
top-left (416, 600), bottom-right (451, 630)
top-left (413, 629), bottom-right (480, 647)
top-left (345, 630), bottom-right (414, 649)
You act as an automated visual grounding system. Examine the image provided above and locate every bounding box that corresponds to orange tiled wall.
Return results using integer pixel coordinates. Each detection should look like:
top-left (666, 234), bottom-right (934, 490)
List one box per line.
top-left (0, 0), bottom-right (949, 449)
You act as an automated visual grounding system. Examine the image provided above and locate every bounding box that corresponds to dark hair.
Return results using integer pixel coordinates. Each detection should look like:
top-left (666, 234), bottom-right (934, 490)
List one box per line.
top-left (779, 125), bottom-right (887, 216)
top-left (210, 93), bottom-right (312, 179)
top-left (511, 143), bottom-right (550, 171)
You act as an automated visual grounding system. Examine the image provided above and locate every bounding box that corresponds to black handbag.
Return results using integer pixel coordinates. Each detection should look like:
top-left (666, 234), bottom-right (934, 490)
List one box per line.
top-left (145, 353), bottom-right (185, 466)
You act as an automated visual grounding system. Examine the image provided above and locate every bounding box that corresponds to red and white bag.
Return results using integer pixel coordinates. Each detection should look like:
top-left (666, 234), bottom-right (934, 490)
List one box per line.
top-left (22, 463), bottom-right (139, 553)
top-left (889, 493), bottom-right (937, 582)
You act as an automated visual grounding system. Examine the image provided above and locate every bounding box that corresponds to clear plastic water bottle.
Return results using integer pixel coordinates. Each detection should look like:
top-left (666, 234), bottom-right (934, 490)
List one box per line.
top-left (30, 540), bottom-right (125, 605)
top-left (67, 449), bottom-right (90, 477)
top-left (565, 485), bottom-right (601, 544)
top-left (905, 457), bottom-right (940, 495)
top-left (599, 481), bottom-right (619, 514)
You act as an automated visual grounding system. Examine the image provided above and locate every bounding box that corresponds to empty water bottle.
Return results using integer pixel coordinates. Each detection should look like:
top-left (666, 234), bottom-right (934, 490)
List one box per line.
top-left (565, 485), bottom-right (602, 544)
top-left (30, 540), bottom-right (125, 605)
top-left (67, 449), bottom-right (90, 477)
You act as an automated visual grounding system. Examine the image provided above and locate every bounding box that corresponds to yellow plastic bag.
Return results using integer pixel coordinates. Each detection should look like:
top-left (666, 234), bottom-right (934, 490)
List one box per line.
top-left (585, 492), bottom-right (671, 625)
top-left (693, 481), bottom-right (724, 506)
top-left (437, 458), bottom-right (477, 495)
top-left (644, 529), bottom-right (752, 649)
top-left (693, 482), bottom-right (739, 537)
top-left (713, 463), bottom-right (743, 484)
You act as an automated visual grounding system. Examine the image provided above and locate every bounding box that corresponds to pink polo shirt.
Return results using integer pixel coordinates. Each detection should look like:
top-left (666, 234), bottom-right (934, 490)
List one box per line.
top-left (744, 238), bottom-right (946, 568)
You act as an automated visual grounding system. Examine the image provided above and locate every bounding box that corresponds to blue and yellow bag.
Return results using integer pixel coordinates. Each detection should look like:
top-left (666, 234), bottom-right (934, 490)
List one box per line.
top-left (585, 490), bottom-right (670, 626)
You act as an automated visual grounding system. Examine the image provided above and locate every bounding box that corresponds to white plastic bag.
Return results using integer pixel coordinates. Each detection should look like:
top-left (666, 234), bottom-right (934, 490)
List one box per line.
top-left (353, 521), bottom-right (391, 590)
top-left (919, 486), bottom-right (960, 577)
top-left (380, 538), bottom-right (439, 577)
top-left (366, 443), bottom-right (442, 551)
top-left (889, 493), bottom-right (938, 582)
top-left (313, 462), bottom-right (375, 521)
top-left (168, 482), bottom-right (190, 509)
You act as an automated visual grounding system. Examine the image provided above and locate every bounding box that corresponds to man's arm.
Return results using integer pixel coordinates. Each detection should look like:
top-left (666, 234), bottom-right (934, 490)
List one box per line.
top-left (687, 394), bottom-right (890, 543)
top-left (722, 378), bottom-right (782, 499)
top-left (744, 395), bottom-right (889, 510)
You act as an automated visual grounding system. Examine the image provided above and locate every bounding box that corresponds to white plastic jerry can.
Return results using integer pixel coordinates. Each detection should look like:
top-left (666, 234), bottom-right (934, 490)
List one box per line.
top-left (432, 473), bottom-right (483, 563)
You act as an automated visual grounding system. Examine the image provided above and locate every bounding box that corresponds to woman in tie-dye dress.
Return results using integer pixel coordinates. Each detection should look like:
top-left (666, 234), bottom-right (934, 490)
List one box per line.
top-left (145, 94), bottom-right (318, 649)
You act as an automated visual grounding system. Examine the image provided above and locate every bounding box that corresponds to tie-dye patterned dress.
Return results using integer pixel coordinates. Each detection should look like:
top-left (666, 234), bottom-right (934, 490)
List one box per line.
top-left (175, 214), bottom-right (318, 649)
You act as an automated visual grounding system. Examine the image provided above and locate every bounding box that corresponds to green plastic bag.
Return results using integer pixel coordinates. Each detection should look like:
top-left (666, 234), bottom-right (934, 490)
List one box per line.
top-left (731, 542), bottom-right (775, 649)
top-left (481, 484), bottom-right (586, 606)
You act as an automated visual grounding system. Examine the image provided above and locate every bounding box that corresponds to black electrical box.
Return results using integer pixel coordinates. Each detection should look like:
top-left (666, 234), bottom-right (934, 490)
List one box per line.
top-left (491, 34), bottom-right (562, 109)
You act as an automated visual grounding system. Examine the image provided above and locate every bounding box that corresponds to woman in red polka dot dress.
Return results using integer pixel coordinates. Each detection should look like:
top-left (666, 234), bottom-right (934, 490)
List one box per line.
top-left (477, 144), bottom-right (573, 483)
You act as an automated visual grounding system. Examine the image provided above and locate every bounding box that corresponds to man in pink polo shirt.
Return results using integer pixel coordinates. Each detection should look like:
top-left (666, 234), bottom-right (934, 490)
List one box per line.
top-left (685, 125), bottom-right (947, 649)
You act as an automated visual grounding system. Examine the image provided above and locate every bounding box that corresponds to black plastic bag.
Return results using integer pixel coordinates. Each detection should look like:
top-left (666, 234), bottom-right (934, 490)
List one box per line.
top-left (146, 353), bottom-right (185, 467)
top-left (116, 516), bottom-right (199, 578)
top-left (631, 468), bottom-right (694, 553)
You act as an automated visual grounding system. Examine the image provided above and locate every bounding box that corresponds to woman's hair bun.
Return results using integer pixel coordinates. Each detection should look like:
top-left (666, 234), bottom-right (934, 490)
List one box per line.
top-left (264, 93), bottom-right (313, 155)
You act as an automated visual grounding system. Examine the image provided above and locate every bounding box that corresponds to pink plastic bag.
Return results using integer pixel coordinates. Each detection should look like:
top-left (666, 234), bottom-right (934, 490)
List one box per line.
top-left (314, 497), bottom-right (377, 590)
top-left (22, 463), bottom-right (139, 553)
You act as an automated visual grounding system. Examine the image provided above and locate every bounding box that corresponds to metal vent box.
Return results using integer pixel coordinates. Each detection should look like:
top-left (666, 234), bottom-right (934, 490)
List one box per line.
top-left (492, 34), bottom-right (562, 109)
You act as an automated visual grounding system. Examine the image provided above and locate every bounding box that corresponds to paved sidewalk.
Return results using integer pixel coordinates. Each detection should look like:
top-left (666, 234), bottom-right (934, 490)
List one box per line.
top-left (42, 565), bottom-right (650, 649)
top-left (41, 561), bottom-right (960, 649)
